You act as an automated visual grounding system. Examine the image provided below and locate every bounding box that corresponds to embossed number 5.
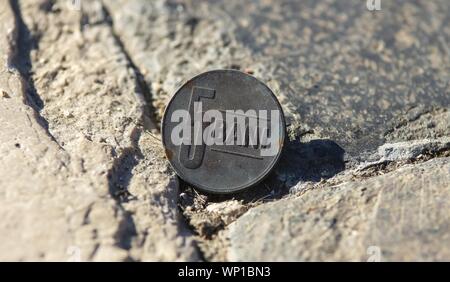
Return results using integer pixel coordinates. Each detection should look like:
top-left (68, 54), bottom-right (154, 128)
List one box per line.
top-left (179, 87), bottom-right (215, 169)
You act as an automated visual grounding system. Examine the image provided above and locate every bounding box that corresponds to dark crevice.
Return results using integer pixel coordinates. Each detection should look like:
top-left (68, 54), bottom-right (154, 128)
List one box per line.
top-left (9, 0), bottom-right (43, 110)
top-left (99, 2), bottom-right (202, 260)
top-left (357, 146), bottom-right (450, 179)
top-left (106, 127), bottom-right (141, 252)
top-left (9, 0), bottom-right (63, 149)
top-left (100, 3), bottom-right (159, 132)
top-left (74, 3), bottom-right (144, 255)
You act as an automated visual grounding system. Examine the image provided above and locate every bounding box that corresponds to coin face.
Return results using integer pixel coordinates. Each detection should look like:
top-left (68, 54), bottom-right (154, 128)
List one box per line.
top-left (162, 70), bottom-right (285, 194)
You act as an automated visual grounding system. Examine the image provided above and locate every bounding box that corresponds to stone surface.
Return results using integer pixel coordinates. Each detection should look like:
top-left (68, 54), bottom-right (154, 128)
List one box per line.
top-left (0, 0), bottom-right (449, 261)
top-left (105, 0), bottom-right (450, 156)
top-left (0, 0), bottom-right (197, 261)
top-left (103, 0), bottom-right (255, 123)
top-left (228, 157), bottom-right (450, 261)
top-left (378, 137), bottom-right (450, 161)
top-left (385, 108), bottom-right (450, 142)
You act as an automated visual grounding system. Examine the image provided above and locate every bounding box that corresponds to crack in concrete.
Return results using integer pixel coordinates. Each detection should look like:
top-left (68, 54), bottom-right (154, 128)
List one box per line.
top-left (180, 136), bottom-right (450, 261)
top-left (9, 0), bottom-right (64, 149)
top-left (9, 0), bottom-right (163, 259)
top-left (93, 3), bottom-right (168, 256)
top-left (95, 3), bottom-right (200, 260)
top-left (101, 2), bottom-right (158, 132)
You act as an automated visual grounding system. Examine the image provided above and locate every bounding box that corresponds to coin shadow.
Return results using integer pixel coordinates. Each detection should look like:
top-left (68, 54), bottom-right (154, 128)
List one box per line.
top-left (274, 138), bottom-right (346, 188)
top-left (184, 138), bottom-right (345, 204)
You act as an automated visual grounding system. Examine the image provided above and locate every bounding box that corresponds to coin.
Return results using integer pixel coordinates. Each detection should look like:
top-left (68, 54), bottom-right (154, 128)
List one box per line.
top-left (162, 70), bottom-right (285, 194)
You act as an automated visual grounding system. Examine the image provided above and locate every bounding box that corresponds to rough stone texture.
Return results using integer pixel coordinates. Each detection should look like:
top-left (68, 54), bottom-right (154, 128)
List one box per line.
top-left (385, 108), bottom-right (450, 142)
top-left (228, 157), bottom-right (450, 261)
top-left (103, 0), bottom-right (257, 122)
top-left (378, 137), bottom-right (450, 161)
top-left (219, 0), bottom-right (450, 155)
top-left (0, 0), bottom-right (449, 261)
top-left (0, 0), bottom-right (197, 261)
top-left (105, 0), bottom-right (450, 156)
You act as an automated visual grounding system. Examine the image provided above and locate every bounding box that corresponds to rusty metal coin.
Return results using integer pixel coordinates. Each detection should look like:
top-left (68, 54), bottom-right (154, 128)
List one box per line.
top-left (162, 70), bottom-right (285, 194)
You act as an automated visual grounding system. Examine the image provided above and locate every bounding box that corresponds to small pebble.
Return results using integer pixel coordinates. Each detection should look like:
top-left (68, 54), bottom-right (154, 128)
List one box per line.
top-left (1, 90), bottom-right (10, 98)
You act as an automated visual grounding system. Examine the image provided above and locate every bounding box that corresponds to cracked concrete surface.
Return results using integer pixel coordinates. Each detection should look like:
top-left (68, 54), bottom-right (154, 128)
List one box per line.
top-left (0, 0), bottom-right (449, 261)
top-left (0, 0), bottom-right (197, 261)
top-left (228, 157), bottom-right (450, 261)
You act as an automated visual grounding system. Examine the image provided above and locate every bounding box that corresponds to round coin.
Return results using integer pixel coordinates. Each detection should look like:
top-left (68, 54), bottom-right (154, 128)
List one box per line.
top-left (162, 70), bottom-right (285, 194)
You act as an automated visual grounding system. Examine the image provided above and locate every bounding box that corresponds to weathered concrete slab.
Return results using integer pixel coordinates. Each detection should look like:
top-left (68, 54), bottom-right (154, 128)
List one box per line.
top-left (228, 157), bottom-right (450, 261)
top-left (105, 0), bottom-right (450, 155)
top-left (218, 0), bottom-right (450, 154)
top-left (0, 0), bottom-right (449, 262)
top-left (0, 0), bottom-right (197, 261)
